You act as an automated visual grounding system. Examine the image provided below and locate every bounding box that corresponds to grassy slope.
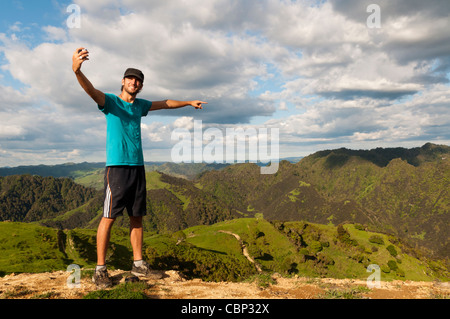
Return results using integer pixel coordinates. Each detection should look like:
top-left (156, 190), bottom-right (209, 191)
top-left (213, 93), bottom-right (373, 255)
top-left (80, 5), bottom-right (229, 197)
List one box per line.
top-left (0, 222), bottom-right (68, 274)
top-left (178, 218), bottom-right (446, 281)
top-left (196, 148), bottom-right (449, 260)
top-left (0, 218), bottom-right (448, 281)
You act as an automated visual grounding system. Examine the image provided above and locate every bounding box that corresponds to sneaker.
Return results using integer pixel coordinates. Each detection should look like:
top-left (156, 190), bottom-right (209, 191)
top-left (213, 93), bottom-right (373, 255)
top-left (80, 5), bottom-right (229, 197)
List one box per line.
top-left (131, 260), bottom-right (163, 279)
top-left (92, 267), bottom-right (113, 288)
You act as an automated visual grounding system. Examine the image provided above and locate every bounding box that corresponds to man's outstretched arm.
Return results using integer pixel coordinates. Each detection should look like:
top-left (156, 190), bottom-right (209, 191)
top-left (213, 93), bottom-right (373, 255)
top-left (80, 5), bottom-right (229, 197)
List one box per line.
top-left (150, 100), bottom-right (207, 111)
top-left (72, 47), bottom-right (105, 107)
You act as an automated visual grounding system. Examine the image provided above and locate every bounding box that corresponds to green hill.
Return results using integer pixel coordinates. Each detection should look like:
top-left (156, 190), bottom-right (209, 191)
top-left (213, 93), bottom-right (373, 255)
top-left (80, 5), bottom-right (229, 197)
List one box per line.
top-left (0, 175), bottom-right (97, 222)
top-left (0, 222), bottom-right (134, 275)
top-left (38, 171), bottom-right (238, 233)
top-left (172, 218), bottom-right (448, 281)
top-left (197, 143), bottom-right (450, 260)
top-left (0, 171), bottom-right (236, 233)
top-left (138, 171), bottom-right (238, 233)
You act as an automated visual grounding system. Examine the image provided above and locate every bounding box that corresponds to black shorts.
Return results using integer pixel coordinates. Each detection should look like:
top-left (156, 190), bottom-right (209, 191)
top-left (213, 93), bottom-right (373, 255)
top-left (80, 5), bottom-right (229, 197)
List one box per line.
top-left (103, 166), bottom-right (147, 219)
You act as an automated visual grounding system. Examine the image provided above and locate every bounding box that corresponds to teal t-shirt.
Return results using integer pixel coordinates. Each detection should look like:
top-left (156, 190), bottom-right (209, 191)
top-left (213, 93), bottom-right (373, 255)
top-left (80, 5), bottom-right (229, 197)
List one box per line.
top-left (99, 93), bottom-right (152, 166)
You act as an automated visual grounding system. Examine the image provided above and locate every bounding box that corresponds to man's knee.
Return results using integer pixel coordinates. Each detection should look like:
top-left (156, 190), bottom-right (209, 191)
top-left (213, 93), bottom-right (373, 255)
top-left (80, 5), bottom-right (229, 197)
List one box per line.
top-left (130, 216), bottom-right (143, 228)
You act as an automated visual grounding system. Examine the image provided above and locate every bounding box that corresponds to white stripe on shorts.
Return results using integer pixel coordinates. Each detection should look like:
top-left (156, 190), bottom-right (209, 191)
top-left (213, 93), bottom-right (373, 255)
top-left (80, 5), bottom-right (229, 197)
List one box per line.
top-left (103, 184), bottom-right (111, 218)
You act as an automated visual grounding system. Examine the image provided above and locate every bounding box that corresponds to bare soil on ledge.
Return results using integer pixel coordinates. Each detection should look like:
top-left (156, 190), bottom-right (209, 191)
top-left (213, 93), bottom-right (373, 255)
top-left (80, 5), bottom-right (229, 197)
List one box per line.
top-left (0, 269), bottom-right (449, 299)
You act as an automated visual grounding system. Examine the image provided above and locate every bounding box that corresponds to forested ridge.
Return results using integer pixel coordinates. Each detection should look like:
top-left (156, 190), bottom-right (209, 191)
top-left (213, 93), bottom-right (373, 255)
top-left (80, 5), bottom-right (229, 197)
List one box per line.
top-left (0, 175), bottom-right (97, 222)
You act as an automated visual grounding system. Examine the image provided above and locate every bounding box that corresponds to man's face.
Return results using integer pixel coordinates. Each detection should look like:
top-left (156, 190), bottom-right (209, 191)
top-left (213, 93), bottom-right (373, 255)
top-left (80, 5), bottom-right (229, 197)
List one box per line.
top-left (122, 76), bottom-right (143, 95)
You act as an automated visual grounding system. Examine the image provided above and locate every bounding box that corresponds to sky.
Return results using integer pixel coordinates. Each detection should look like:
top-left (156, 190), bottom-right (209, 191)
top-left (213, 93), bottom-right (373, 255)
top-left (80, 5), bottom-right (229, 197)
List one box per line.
top-left (0, 0), bottom-right (449, 166)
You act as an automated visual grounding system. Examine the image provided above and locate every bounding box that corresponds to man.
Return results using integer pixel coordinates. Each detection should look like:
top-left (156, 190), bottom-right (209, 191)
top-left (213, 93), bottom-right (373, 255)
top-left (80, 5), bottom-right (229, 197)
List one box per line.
top-left (72, 47), bottom-right (206, 288)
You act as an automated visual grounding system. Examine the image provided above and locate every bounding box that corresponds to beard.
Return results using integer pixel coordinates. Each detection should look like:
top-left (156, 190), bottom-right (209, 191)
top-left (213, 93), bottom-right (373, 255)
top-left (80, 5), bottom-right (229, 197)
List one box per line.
top-left (121, 85), bottom-right (142, 96)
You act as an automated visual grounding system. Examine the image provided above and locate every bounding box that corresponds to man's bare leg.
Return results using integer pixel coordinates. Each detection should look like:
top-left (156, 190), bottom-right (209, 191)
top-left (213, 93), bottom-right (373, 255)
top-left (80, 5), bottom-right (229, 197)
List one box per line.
top-left (130, 216), bottom-right (143, 261)
top-left (97, 217), bottom-right (116, 266)
top-left (129, 216), bottom-right (162, 279)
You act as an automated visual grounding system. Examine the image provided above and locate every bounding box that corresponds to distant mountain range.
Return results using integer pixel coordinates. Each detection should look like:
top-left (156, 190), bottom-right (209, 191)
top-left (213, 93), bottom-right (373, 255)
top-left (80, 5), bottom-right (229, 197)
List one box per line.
top-left (0, 161), bottom-right (227, 180)
top-left (0, 158), bottom-right (303, 180)
top-left (0, 142), bottom-right (448, 265)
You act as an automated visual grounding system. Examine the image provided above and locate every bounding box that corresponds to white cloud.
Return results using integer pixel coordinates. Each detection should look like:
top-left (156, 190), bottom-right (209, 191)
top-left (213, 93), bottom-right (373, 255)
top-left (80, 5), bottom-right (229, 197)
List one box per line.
top-left (0, 85), bottom-right (33, 110)
top-left (173, 117), bottom-right (194, 130)
top-left (0, 124), bottom-right (25, 138)
top-left (9, 22), bottom-right (23, 33)
top-left (0, 0), bottom-right (449, 166)
top-left (42, 26), bottom-right (68, 42)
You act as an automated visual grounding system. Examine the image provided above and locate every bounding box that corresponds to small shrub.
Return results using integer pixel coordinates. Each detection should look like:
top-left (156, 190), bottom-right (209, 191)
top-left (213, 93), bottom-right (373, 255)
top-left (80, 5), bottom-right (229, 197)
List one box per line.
top-left (337, 225), bottom-right (358, 246)
top-left (309, 241), bottom-right (323, 254)
top-left (320, 286), bottom-right (370, 299)
top-left (388, 260), bottom-right (398, 271)
top-left (337, 224), bottom-right (347, 238)
top-left (172, 230), bottom-right (186, 242)
top-left (83, 282), bottom-right (149, 299)
top-left (320, 240), bottom-right (330, 248)
top-left (299, 248), bottom-right (309, 256)
top-left (369, 235), bottom-right (384, 245)
top-left (381, 264), bottom-right (390, 273)
top-left (396, 269), bottom-right (405, 277)
top-left (247, 273), bottom-right (276, 288)
top-left (316, 254), bottom-right (334, 266)
top-left (386, 245), bottom-right (398, 257)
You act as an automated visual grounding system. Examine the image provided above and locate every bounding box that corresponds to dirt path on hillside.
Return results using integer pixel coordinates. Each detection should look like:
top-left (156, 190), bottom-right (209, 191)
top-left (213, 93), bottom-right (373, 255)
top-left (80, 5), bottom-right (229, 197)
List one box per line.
top-left (218, 230), bottom-right (263, 273)
top-left (0, 269), bottom-right (448, 300)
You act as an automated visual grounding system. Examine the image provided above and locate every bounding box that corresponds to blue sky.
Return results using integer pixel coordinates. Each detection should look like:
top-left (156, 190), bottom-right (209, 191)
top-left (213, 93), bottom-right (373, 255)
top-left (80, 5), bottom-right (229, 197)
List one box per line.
top-left (0, 0), bottom-right (449, 166)
top-left (1, 1), bottom-right (69, 43)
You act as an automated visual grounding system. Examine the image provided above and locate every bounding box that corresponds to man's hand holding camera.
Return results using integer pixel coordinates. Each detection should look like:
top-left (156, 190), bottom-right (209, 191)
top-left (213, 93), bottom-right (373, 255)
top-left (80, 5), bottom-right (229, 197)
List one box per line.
top-left (72, 47), bottom-right (89, 73)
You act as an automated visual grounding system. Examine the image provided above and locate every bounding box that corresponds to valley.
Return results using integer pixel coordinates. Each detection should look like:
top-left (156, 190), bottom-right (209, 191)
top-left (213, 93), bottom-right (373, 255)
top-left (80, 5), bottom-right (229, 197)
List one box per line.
top-left (0, 143), bottom-right (448, 299)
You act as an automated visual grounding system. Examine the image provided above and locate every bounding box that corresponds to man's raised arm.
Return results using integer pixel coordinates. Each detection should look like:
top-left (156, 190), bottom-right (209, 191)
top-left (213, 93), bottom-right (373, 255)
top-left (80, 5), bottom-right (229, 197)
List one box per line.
top-left (72, 47), bottom-right (105, 107)
top-left (150, 100), bottom-right (207, 111)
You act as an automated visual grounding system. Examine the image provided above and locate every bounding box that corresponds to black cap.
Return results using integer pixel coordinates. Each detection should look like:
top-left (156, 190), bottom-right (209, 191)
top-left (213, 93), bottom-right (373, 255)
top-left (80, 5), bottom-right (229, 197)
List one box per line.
top-left (123, 68), bottom-right (144, 83)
